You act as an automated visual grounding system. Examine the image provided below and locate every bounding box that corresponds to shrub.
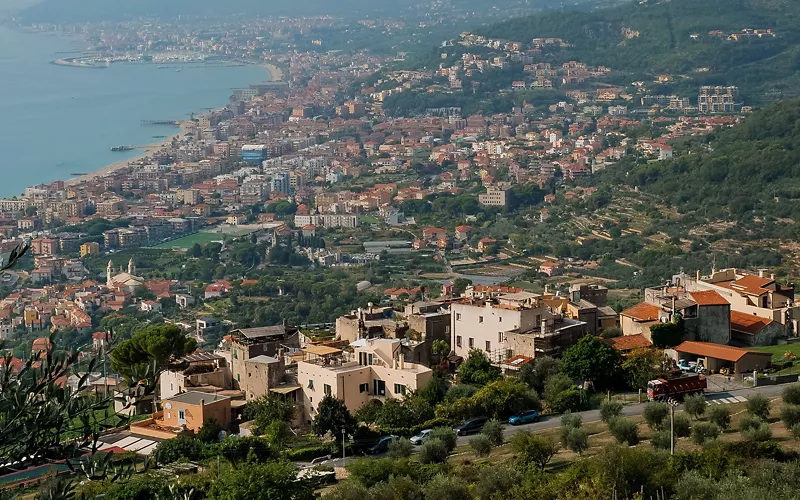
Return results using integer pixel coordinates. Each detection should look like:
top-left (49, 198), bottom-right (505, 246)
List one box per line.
top-left (423, 474), bottom-right (470, 500)
top-left (154, 435), bottom-right (202, 464)
top-left (509, 431), bottom-right (558, 470)
top-left (674, 413), bottom-right (692, 437)
top-left (780, 404), bottom-right (800, 429)
top-left (739, 415), bottom-right (764, 433)
top-left (782, 384), bottom-right (800, 405)
top-left (560, 411), bottom-right (582, 429)
top-left (741, 422), bottom-right (773, 442)
top-left (564, 427), bottom-right (589, 454)
top-left (609, 418), bottom-right (639, 446)
top-left (196, 418), bottom-right (222, 443)
top-left (543, 373), bottom-right (574, 405)
top-left (419, 438), bottom-right (450, 464)
top-left (481, 419), bottom-right (504, 447)
top-left (428, 427), bottom-right (457, 453)
top-left (707, 405), bottom-right (731, 430)
top-left (747, 394), bottom-right (771, 421)
top-left (600, 399), bottom-right (623, 423)
top-left (550, 387), bottom-right (586, 414)
top-left (650, 430), bottom-right (672, 450)
top-left (691, 422), bottom-right (720, 445)
top-left (283, 443), bottom-right (335, 462)
top-left (792, 423), bottom-right (800, 440)
top-left (643, 402), bottom-right (669, 430)
top-left (388, 438), bottom-right (413, 458)
top-left (684, 394), bottom-right (707, 420)
top-left (469, 434), bottom-right (493, 458)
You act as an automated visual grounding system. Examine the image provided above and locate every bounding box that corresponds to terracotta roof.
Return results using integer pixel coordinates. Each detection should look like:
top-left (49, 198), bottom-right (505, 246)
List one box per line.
top-left (605, 334), bottom-right (652, 351)
top-left (674, 341), bottom-right (770, 363)
top-left (620, 302), bottom-right (661, 322)
top-left (730, 311), bottom-right (773, 335)
top-left (730, 274), bottom-right (773, 296)
top-left (689, 290), bottom-right (729, 306)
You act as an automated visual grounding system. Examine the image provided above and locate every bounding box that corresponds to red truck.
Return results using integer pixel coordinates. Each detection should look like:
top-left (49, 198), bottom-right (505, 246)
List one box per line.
top-left (647, 374), bottom-right (707, 401)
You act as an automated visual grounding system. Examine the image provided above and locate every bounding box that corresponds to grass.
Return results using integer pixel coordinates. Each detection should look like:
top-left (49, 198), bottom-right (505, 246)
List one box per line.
top-left (154, 231), bottom-right (225, 249)
top-left (360, 215), bottom-right (382, 225)
top-left (62, 402), bottom-right (151, 441)
top-left (752, 344), bottom-right (800, 364)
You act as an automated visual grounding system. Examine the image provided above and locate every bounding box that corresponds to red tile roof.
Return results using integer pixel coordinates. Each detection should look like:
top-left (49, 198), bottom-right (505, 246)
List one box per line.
top-left (690, 290), bottom-right (729, 306)
top-left (730, 311), bottom-right (773, 334)
top-left (620, 302), bottom-right (661, 322)
top-left (674, 340), bottom-right (770, 363)
top-left (605, 334), bottom-right (652, 351)
top-left (730, 274), bottom-right (773, 296)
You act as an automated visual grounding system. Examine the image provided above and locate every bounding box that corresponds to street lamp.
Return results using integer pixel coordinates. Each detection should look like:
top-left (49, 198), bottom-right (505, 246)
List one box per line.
top-left (667, 398), bottom-right (680, 455)
top-left (342, 428), bottom-right (347, 468)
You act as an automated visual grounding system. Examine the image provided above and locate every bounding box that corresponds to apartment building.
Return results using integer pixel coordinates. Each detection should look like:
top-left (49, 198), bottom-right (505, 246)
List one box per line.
top-left (698, 86), bottom-right (739, 114)
top-left (297, 339), bottom-right (432, 423)
top-left (451, 292), bottom-right (585, 362)
top-left (230, 325), bottom-right (300, 391)
top-left (478, 186), bottom-right (509, 207)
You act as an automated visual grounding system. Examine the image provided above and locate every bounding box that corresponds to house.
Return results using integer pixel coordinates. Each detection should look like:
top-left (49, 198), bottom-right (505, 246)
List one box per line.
top-left (229, 325), bottom-right (300, 390)
top-left (538, 261), bottom-right (562, 277)
top-left (604, 334), bottom-right (652, 352)
top-left (140, 300), bottom-right (162, 313)
top-left (160, 352), bottom-right (233, 400)
top-left (92, 331), bottom-right (109, 350)
top-left (729, 311), bottom-right (784, 347)
top-left (477, 238), bottom-right (496, 253)
top-left (672, 341), bottom-right (771, 374)
top-left (157, 391), bottom-right (232, 434)
top-left (296, 339), bottom-right (432, 423)
top-left (422, 227), bottom-right (447, 241)
top-left (226, 214), bottom-right (247, 225)
top-left (455, 225), bottom-right (472, 241)
top-left (301, 224), bottom-right (316, 237)
top-left (196, 317), bottom-right (220, 340)
top-left (619, 302), bottom-right (663, 339)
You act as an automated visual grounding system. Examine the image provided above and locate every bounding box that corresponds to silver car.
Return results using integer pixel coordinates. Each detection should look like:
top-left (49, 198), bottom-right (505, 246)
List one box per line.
top-left (409, 429), bottom-right (432, 445)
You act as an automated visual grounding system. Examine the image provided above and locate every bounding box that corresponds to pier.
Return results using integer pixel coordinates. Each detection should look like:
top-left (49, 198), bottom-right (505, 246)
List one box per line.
top-left (141, 120), bottom-right (179, 126)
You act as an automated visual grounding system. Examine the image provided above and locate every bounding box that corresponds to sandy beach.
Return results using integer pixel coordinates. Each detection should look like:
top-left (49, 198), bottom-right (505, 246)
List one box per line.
top-left (64, 122), bottom-right (189, 187)
top-left (262, 62), bottom-right (284, 82)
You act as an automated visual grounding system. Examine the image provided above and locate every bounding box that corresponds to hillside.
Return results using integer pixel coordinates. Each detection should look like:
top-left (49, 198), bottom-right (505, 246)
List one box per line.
top-left (482, 0), bottom-right (800, 102)
top-left (617, 99), bottom-right (800, 222)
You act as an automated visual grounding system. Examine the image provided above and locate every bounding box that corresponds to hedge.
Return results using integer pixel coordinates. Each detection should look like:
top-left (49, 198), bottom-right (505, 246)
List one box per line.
top-left (284, 442), bottom-right (337, 461)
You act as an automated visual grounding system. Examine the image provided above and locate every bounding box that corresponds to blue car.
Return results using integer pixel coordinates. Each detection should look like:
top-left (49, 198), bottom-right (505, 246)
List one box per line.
top-left (508, 410), bottom-right (540, 425)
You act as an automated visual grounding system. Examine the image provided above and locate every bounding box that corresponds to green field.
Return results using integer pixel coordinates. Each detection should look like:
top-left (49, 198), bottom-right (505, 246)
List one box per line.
top-left (753, 343), bottom-right (800, 363)
top-left (154, 232), bottom-right (224, 249)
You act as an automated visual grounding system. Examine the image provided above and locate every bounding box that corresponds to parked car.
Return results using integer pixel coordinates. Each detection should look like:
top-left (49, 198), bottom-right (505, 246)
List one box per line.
top-left (453, 417), bottom-right (488, 436)
top-left (409, 429), bottom-right (432, 445)
top-left (365, 435), bottom-right (398, 455)
top-left (677, 360), bottom-right (697, 372)
top-left (508, 410), bottom-right (540, 426)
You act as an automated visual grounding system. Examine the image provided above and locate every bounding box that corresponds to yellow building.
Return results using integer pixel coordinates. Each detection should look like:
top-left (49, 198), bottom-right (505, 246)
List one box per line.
top-left (80, 242), bottom-right (100, 258)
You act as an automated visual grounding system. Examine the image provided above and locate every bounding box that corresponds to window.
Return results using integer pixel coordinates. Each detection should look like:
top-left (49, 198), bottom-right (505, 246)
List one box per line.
top-left (499, 317), bottom-right (502, 323)
top-left (359, 383), bottom-right (369, 393)
top-left (359, 352), bottom-right (366, 366)
top-left (456, 313), bottom-right (462, 321)
top-left (468, 338), bottom-right (474, 348)
top-left (307, 379), bottom-right (314, 390)
top-left (506, 349), bottom-right (513, 359)
top-left (324, 384), bottom-right (332, 396)
top-left (374, 379), bottom-right (386, 396)
top-left (498, 332), bottom-right (504, 343)
top-left (178, 410), bottom-right (185, 421)
top-left (233, 349), bottom-right (238, 359)
top-left (237, 374), bottom-right (240, 382)
top-left (394, 384), bottom-right (407, 396)
top-left (486, 341), bottom-right (491, 352)
top-left (478, 316), bottom-right (484, 323)
top-left (445, 326), bottom-right (451, 334)
top-left (456, 335), bottom-right (462, 347)
top-left (368, 353), bottom-right (373, 365)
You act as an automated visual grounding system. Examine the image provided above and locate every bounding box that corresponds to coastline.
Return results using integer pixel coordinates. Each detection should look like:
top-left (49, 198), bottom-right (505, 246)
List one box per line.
top-left (61, 62), bottom-right (280, 189)
top-left (64, 122), bottom-right (189, 187)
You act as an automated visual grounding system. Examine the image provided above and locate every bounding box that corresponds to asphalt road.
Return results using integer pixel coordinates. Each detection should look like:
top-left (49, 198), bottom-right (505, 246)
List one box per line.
top-left (300, 381), bottom-right (795, 468)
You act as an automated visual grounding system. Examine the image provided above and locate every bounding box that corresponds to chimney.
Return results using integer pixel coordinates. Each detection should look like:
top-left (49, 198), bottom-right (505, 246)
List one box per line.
top-left (758, 269), bottom-right (767, 278)
top-left (696, 270), bottom-right (701, 280)
top-left (399, 354), bottom-right (405, 370)
top-left (541, 320), bottom-right (547, 336)
top-left (771, 274), bottom-right (776, 281)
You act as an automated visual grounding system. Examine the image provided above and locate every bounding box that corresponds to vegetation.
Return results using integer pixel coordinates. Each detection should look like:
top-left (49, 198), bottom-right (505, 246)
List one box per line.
top-left (747, 394), bottom-right (772, 421)
top-left (608, 418), bottom-right (640, 446)
top-left (708, 406), bottom-right (732, 430)
top-left (684, 394), bottom-right (708, 420)
top-left (599, 399), bottom-right (623, 423)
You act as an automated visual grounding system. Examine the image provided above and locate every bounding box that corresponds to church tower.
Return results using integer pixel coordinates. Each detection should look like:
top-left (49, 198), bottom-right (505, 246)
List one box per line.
top-left (107, 260), bottom-right (113, 288)
top-left (128, 257), bottom-right (135, 275)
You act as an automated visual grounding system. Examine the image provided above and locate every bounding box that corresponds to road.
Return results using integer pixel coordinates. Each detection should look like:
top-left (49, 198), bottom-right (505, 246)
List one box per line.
top-left (299, 382), bottom-right (794, 468)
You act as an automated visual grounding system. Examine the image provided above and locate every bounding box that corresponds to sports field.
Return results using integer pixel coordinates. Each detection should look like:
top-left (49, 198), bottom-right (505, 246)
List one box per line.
top-left (154, 232), bottom-right (224, 249)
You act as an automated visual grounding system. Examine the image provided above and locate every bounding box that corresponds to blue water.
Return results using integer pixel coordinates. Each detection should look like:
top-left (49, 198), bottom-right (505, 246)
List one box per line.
top-left (0, 26), bottom-right (269, 197)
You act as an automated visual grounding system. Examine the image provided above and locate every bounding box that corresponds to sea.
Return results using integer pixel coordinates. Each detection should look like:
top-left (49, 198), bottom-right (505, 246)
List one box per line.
top-left (0, 25), bottom-right (270, 198)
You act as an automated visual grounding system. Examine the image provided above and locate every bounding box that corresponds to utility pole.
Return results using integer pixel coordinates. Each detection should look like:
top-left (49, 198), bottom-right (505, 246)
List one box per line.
top-left (342, 428), bottom-right (347, 468)
top-left (670, 403), bottom-right (675, 455)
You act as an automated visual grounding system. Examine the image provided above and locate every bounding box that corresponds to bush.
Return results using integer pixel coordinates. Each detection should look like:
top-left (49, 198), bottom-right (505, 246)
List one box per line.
top-left (154, 435), bottom-right (202, 464)
top-left (780, 404), bottom-right (800, 429)
top-left (481, 419), bottom-right (504, 447)
top-left (550, 387), bottom-right (586, 414)
top-left (510, 431), bottom-right (559, 469)
top-left (388, 438), bottom-right (413, 458)
top-left (543, 373), bottom-right (574, 405)
top-left (707, 405), bottom-right (732, 430)
top-left (419, 438), bottom-right (450, 464)
top-left (283, 443), bottom-right (335, 462)
top-left (197, 418), bottom-right (222, 443)
top-left (428, 427), bottom-right (457, 453)
top-left (684, 394), bottom-right (707, 420)
top-left (691, 422), bottom-right (720, 445)
top-left (741, 422), bottom-right (773, 442)
top-left (650, 430), bottom-right (672, 450)
top-left (782, 384), bottom-right (800, 405)
top-left (423, 474), bottom-right (471, 500)
top-left (792, 423), bottom-right (800, 440)
top-left (643, 402), bottom-right (669, 431)
top-left (600, 399), bottom-right (623, 423)
top-left (609, 418), bottom-right (639, 446)
top-left (674, 413), bottom-right (692, 437)
top-left (564, 427), bottom-right (589, 454)
top-left (740, 415), bottom-right (764, 433)
top-left (747, 394), bottom-right (771, 421)
top-left (469, 434), bottom-right (493, 457)
top-left (560, 411), bottom-right (582, 429)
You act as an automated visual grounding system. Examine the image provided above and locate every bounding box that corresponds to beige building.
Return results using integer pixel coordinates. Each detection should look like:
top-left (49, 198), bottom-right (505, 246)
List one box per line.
top-left (478, 186), bottom-right (509, 207)
top-left (241, 355), bottom-right (285, 402)
top-left (159, 352), bottom-right (233, 400)
top-left (451, 292), bottom-right (586, 362)
top-left (230, 326), bottom-right (300, 390)
top-left (297, 339), bottom-right (432, 423)
top-left (161, 391), bottom-right (232, 433)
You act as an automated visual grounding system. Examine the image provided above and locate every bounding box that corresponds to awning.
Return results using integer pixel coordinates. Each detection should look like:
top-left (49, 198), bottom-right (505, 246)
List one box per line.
top-left (303, 345), bottom-right (341, 356)
top-left (270, 385), bottom-right (301, 395)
